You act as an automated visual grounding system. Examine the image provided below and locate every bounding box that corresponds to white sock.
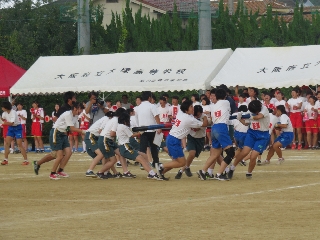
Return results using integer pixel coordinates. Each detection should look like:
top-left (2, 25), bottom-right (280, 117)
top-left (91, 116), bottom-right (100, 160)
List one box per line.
top-left (230, 165), bottom-right (236, 171)
top-left (87, 169), bottom-right (92, 172)
top-left (207, 168), bottom-right (213, 176)
top-left (149, 170), bottom-right (156, 175)
top-left (117, 161), bottom-right (120, 164)
top-left (82, 141), bottom-right (86, 151)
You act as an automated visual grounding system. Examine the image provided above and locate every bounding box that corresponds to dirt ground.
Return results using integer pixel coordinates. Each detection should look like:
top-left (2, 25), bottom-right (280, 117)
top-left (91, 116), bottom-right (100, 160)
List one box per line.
top-left (1, 149), bottom-right (320, 240)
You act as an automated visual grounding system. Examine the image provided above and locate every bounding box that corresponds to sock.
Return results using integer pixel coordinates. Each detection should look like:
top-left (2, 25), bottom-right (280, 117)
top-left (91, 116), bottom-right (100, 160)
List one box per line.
top-left (58, 168), bottom-right (63, 172)
top-left (4, 158), bottom-right (8, 161)
top-left (216, 173), bottom-right (221, 176)
top-left (117, 161), bottom-right (120, 164)
top-left (24, 159), bottom-right (28, 162)
top-left (87, 169), bottom-right (92, 172)
top-left (207, 168), bottom-right (213, 176)
top-left (82, 141), bottom-right (86, 151)
top-left (247, 172), bottom-right (252, 174)
top-left (149, 170), bottom-right (156, 175)
top-left (230, 165), bottom-right (236, 171)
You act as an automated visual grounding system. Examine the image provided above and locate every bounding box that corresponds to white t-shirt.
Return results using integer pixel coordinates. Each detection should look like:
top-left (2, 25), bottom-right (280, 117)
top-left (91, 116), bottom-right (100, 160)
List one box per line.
top-left (121, 103), bottom-right (133, 110)
top-left (158, 105), bottom-right (171, 123)
top-left (31, 107), bottom-right (44, 123)
top-left (189, 113), bottom-right (206, 138)
top-left (279, 114), bottom-right (293, 132)
top-left (134, 101), bottom-right (159, 132)
top-left (210, 100), bottom-right (231, 125)
top-left (116, 124), bottom-right (133, 145)
top-left (287, 98), bottom-right (302, 113)
top-left (193, 101), bottom-right (201, 107)
top-left (79, 110), bottom-right (90, 123)
top-left (100, 117), bottom-right (118, 139)
top-left (274, 99), bottom-right (286, 107)
top-left (315, 100), bottom-right (320, 114)
top-left (304, 103), bottom-right (317, 119)
top-left (228, 114), bottom-right (248, 133)
top-left (249, 106), bottom-right (270, 132)
top-left (168, 105), bottom-right (180, 121)
top-left (201, 105), bottom-right (211, 118)
top-left (2, 110), bottom-right (20, 126)
top-left (53, 111), bottom-right (77, 132)
top-left (270, 97), bottom-right (277, 104)
top-left (87, 116), bottom-right (110, 136)
top-left (16, 110), bottom-right (27, 125)
top-left (169, 111), bottom-right (203, 139)
top-left (238, 102), bottom-right (248, 108)
top-left (130, 116), bottom-right (138, 128)
top-left (269, 113), bottom-right (279, 135)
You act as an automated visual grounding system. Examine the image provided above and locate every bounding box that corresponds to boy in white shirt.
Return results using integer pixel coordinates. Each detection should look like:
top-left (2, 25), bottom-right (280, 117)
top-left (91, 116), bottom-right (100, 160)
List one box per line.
top-left (16, 103), bottom-right (28, 153)
top-left (1, 101), bottom-right (28, 165)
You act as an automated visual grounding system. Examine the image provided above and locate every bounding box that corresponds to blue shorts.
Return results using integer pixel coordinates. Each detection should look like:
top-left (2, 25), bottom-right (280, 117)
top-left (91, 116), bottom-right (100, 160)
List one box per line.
top-left (234, 131), bottom-right (247, 149)
top-left (7, 124), bottom-right (23, 139)
top-left (49, 128), bottom-right (70, 151)
top-left (211, 123), bottom-right (232, 149)
top-left (244, 129), bottom-right (270, 153)
top-left (166, 134), bottom-right (184, 159)
top-left (275, 132), bottom-right (294, 148)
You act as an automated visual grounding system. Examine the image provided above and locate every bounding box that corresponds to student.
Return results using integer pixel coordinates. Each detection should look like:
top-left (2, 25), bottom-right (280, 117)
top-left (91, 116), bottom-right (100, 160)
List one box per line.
top-left (1, 101), bottom-right (29, 165)
top-left (79, 103), bottom-right (90, 153)
top-left (286, 88), bottom-right (303, 150)
top-left (121, 94), bottom-right (133, 110)
top-left (227, 100), bottom-right (270, 179)
top-left (156, 100), bottom-right (208, 180)
top-left (116, 113), bottom-right (160, 180)
top-left (175, 105), bottom-right (207, 179)
top-left (201, 97), bottom-right (211, 151)
top-left (304, 96), bottom-right (318, 149)
top-left (238, 94), bottom-right (248, 108)
top-left (52, 103), bottom-right (60, 124)
top-left (263, 93), bottom-right (276, 111)
top-left (196, 89), bottom-right (237, 181)
top-left (191, 94), bottom-right (200, 106)
top-left (84, 111), bottom-right (114, 177)
top-left (30, 101), bottom-right (45, 153)
top-left (263, 105), bottom-right (294, 164)
top-left (47, 102), bottom-right (85, 180)
top-left (16, 103), bottom-right (28, 153)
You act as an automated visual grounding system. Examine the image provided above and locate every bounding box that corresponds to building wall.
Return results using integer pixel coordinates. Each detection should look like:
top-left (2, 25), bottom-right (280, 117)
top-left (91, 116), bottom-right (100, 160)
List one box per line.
top-left (93, 0), bottom-right (163, 28)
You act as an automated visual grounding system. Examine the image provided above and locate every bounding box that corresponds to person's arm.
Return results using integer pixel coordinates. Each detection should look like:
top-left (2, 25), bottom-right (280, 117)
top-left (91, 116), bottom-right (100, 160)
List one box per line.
top-left (235, 85), bottom-right (239, 97)
top-left (36, 109), bottom-right (45, 121)
top-left (85, 100), bottom-right (94, 114)
top-left (19, 111), bottom-right (27, 121)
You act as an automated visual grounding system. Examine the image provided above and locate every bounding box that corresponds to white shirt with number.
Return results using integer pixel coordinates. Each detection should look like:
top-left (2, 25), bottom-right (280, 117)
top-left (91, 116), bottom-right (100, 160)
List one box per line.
top-left (100, 117), bottom-right (118, 139)
top-left (304, 103), bottom-right (317, 119)
top-left (189, 113), bottom-right (207, 138)
top-left (16, 110), bottom-right (27, 125)
top-left (168, 105), bottom-right (180, 121)
top-left (210, 100), bottom-right (231, 125)
top-left (158, 105), bottom-right (171, 123)
top-left (31, 108), bottom-right (44, 123)
top-left (87, 116), bottom-right (110, 136)
top-left (116, 124), bottom-right (133, 145)
top-left (227, 114), bottom-right (248, 133)
top-left (169, 111), bottom-right (203, 139)
top-left (2, 110), bottom-right (20, 126)
top-left (287, 98), bottom-right (302, 113)
top-left (201, 105), bottom-right (211, 118)
top-left (279, 114), bottom-right (293, 132)
top-left (269, 113), bottom-right (279, 135)
top-left (134, 101), bottom-right (159, 132)
top-left (53, 111), bottom-right (77, 132)
top-left (249, 106), bottom-right (270, 132)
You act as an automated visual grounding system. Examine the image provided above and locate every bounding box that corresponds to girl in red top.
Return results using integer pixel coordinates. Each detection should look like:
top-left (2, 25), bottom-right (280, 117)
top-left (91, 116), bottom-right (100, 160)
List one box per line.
top-left (304, 96), bottom-right (318, 149)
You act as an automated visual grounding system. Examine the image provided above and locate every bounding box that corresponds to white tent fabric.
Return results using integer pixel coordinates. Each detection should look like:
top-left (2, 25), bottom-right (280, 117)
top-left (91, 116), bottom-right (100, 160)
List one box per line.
top-left (212, 45), bottom-right (320, 89)
top-left (11, 49), bottom-right (233, 95)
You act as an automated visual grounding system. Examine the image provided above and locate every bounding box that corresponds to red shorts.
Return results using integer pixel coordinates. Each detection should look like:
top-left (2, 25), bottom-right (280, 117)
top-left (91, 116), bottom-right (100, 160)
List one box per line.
top-left (206, 127), bottom-right (211, 133)
top-left (305, 119), bottom-right (318, 133)
top-left (160, 122), bottom-right (170, 137)
top-left (31, 122), bottom-right (42, 136)
top-left (69, 131), bottom-right (79, 137)
top-left (2, 125), bottom-right (8, 138)
top-left (289, 112), bottom-right (303, 128)
top-left (301, 121), bottom-right (306, 134)
top-left (80, 122), bottom-right (90, 130)
top-left (21, 124), bottom-right (27, 138)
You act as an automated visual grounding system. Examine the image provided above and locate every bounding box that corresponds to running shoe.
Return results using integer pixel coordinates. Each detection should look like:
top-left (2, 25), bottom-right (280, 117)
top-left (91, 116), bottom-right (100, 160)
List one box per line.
top-left (40, 149), bottom-right (45, 153)
top-left (185, 167), bottom-right (193, 177)
top-left (261, 160), bottom-right (270, 165)
top-left (1, 160), bottom-right (8, 165)
top-left (291, 143), bottom-right (296, 150)
top-left (116, 162), bottom-right (122, 168)
top-left (147, 173), bottom-right (160, 180)
top-left (96, 172), bottom-right (108, 179)
top-left (113, 172), bottom-right (123, 178)
top-left (205, 172), bottom-right (215, 180)
top-left (246, 173), bottom-right (252, 179)
top-left (122, 171), bottom-right (136, 178)
top-left (140, 164), bottom-right (144, 170)
top-left (277, 158), bottom-right (285, 164)
top-left (21, 161), bottom-right (29, 166)
top-left (214, 173), bottom-right (229, 181)
top-left (257, 160), bottom-right (262, 166)
top-left (239, 160), bottom-right (246, 166)
top-left (175, 170), bottom-right (183, 179)
top-left (297, 144), bottom-right (302, 150)
top-left (227, 169), bottom-right (234, 179)
top-left (33, 161), bottom-right (40, 175)
top-left (85, 171), bottom-right (97, 178)
top-left (106, 172), bottom-right (115, 178)
top-left (57, 171), bottom-right (69, 178)
top-left (49, 174), bottom-right (60, 180)
top-left (196, 170), bottom-right (207, 180)
top-left (81, 150), bottom-right (87, 154)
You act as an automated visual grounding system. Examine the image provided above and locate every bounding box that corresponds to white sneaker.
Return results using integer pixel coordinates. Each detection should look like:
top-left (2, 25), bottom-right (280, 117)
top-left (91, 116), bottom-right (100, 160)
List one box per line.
top-left (183, 148), bottom-right (188, 152)
top-left (277, 158), bottom-right (285, 164)
top-left (261, 160), bottom-right (270, 165)
top-left (9, 148), bottom-right (13, 154)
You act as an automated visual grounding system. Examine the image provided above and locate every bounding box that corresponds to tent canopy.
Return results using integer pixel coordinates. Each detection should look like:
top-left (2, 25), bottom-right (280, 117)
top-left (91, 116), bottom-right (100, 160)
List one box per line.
top-left (211, 45), bottom-right (320, 89)
top-left (11, 49), bottom-right (233, 95)
top-left (0, 56), bottom-right (26, 97)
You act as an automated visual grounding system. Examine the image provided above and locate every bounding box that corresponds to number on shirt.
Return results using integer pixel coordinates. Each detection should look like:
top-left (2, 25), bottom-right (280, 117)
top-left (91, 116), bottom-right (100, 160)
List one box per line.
top-left (214, 110), bottom-right (221, 117)
top-left (252, 122), bottom-right (261, 130)
top-left (175, 119), bottom-right (181, 127)
top-left (269, 123), bottom-right (272, 129)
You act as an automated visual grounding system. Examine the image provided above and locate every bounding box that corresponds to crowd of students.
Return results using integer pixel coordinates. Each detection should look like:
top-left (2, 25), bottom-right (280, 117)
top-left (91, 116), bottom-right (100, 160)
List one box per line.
top-left (1, 85), bottom-right (319, 181)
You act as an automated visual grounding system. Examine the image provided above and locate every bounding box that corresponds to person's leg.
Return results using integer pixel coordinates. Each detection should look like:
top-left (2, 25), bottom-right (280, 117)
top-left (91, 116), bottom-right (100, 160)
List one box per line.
top-left (217, 146), bottom-right (235, 175)
top-left (23, 137), bottom-right (28, 151)
top-left (181, 150), bottom-right (196, 171)
top-left (201, 147), bottom-right (221, 173)
top-left (312, 132), bottom-right (318, 147)
top-left (74, 135), bottom-right (79, 151)
top-left (50, 150), bottom-right (64, 178)
top-left (82, 134), bottom-right (86, 152)
top-left (37, 136), bottom-right (44, 150)
top-left (4, 136), bottom-right (13, 161)
top-left (248, 150), bottom-right (260, 174)
top-left (307, 131), bottom-right (312, 147)
top-left (37, 154), bottom-right (55, 165)
top-left (88, 149), bottom-right (103, 171)
top-left (58, 147), bottom-right (72, 170)
top-left (273, 142), bottom-right (283, 159)
top-left (34, 137), bottom-right (39, 151)
top-left (69, 135), bottom-right (73, 151)
top-left (146, 147), bottom-right (152, 163)
top-left (98, 156), bottom-right (117, 173)
top-left (148, 133), bottom-right (159, 166)
top-left (16, 138), bottom-right (28, 161)
top-left (266, 145), bottom-right (275, 161)
top-left (297, 128), bottom-right (302, 145)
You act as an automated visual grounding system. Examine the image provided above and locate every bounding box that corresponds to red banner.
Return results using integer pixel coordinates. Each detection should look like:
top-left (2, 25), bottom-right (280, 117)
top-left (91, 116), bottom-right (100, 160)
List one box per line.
top-left (0, 87), bottom-right (10, 97)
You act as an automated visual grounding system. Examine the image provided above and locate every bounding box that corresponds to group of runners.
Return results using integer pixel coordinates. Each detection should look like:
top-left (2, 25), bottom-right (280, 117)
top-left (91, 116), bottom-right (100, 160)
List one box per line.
top-left (1, 85), bottom-right (319, 181)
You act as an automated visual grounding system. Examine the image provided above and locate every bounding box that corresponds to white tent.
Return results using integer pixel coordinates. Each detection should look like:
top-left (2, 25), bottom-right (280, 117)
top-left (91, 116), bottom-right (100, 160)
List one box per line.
top-left (211, 45), bottom-right (320, 89)
top-left (11, 49), bottom-right (233, 95)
